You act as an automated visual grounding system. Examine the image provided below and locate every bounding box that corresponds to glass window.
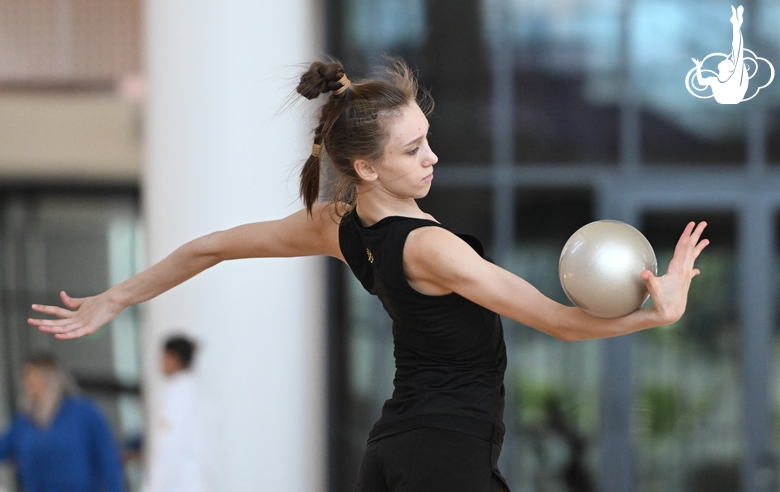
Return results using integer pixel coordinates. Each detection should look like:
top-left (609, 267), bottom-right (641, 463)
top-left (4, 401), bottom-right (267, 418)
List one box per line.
top-left (338, 0), bottom-right (495, 165)
top-left (418, 186), bottom-right (493, 246)
top-left (328, 0), bottom-right (777, 490)
top-left (758, 0), bottom-right (780, 150)
top-left (500, 189), bottom-right (600, 490)
top-left (635, 1), bottom-right (748, 165)
top-left (501, 0), bottom-right (622, 164)
top-left (767, 110), bottom-right (780, 164)
top-left (636, 211), bottom-right (739, 491)
top-left (0, 190), bottom-right (143, 492)
top-left (774, 211), bottom-right (780, 482)
top-left (759, 1), bottom-right (780, 164)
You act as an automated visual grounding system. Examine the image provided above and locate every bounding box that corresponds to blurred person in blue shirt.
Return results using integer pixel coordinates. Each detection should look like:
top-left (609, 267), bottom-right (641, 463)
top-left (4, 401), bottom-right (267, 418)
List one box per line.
top-left (0, 354), bottom-right (124, 492)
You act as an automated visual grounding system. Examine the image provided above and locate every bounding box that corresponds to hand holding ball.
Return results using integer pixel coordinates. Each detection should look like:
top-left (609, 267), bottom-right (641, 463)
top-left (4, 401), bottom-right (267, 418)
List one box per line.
top-left (559, 220), bottom-right (657, 318)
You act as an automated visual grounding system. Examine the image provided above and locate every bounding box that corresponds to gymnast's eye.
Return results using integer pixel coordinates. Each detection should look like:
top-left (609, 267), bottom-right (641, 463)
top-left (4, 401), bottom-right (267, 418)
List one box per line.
top-left (407, 146), bottom-right (420, 155)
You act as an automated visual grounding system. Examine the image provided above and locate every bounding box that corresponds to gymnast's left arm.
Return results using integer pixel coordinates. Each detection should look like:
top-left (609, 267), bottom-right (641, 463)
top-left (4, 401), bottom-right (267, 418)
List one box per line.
top-left (403, 222), bottom-right (707, 341)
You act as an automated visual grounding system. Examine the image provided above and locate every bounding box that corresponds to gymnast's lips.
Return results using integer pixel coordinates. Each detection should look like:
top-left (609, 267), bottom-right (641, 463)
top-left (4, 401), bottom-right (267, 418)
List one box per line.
top-left (423, 173), bottom-right (433, 182)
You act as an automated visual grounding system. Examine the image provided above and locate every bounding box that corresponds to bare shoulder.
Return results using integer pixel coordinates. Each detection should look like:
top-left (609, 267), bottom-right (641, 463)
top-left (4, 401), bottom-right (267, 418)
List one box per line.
top-left (405, 225), bottom-right (467, 256)
top-left (405, 226), bottom-right (484, 270)
top-left (404, 226), bottom-right (487, 294)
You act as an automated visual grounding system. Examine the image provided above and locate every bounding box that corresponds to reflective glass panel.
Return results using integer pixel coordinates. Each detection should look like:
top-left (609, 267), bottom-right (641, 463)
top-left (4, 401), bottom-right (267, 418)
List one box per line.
top-left (500, 0), bottom-right (622, 163)
top-left (0, 191), bottom-right (143, 492)
top-left (774, 212), bottom-right (780, 481)
top-left (767, 109), bottom-right (780, 164)
top-left (758, 0), bottom-right (780, 164)
top-left (756, 0), bottom-right (780, 166)
top-left (636, 212), bottom-right (739, 491)
top-left (499, 189), bottom-right (600, 490)
top-left (635, 1), bottom-right (748, 164)
top-left (339, 0), bottom-right (494, 165)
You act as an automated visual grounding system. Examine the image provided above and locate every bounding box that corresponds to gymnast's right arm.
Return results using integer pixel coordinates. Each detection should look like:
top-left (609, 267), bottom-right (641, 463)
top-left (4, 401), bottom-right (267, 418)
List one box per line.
top-left (27, 202), bottom-right (344, 340)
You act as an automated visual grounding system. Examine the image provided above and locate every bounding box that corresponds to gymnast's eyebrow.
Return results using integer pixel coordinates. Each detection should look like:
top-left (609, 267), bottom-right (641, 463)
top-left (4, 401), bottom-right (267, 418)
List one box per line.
top-left (403, 124), bottom-right (430, 148)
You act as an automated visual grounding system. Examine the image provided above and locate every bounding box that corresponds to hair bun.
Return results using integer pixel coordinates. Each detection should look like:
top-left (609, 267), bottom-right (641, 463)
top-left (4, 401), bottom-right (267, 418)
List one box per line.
top-left (296, 61), bottom-right (349, 99)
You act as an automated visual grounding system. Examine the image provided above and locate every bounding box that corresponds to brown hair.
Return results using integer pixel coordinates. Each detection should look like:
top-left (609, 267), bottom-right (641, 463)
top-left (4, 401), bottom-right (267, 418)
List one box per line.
top-left (295, 58), bottom-right (433, 215)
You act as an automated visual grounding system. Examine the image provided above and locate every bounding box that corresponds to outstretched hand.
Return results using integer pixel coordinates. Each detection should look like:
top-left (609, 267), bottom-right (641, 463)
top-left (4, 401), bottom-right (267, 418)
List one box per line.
top-left (639, 221), bottom-right (709, 326)
top-left (28, 291), bottom-right (122, 340)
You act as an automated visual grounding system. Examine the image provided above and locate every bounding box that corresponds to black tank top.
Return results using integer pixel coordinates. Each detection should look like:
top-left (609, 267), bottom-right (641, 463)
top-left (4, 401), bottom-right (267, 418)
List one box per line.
top-left (339, 210), bottom-right (507, 446)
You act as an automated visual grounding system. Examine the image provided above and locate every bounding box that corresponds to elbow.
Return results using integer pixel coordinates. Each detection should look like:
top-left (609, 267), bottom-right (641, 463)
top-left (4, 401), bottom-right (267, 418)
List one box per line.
top-left (550, 329), bottom-right (581, 343)
top-left (539, 305), bottom-right (587, 342)
top-left (185, 232), bottom-right (225, 265)
top-left (530, 319), bottom-right (581, 342)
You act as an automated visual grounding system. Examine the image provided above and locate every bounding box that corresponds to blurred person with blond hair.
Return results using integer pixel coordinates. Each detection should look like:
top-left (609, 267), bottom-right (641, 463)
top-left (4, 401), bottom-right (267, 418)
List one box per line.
top-left (144, 335), bottom-right (213, 492)
top-left (0, 354), bottom-right (124, 492)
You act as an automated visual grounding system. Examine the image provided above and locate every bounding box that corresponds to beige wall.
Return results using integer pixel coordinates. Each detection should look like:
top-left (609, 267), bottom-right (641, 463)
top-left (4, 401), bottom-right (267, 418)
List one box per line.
top-left (0, 94), bottom-right (141, 182)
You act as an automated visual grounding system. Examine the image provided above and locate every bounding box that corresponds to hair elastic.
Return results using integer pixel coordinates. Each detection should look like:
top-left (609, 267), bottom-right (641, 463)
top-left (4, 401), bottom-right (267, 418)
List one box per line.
top-left (311, 143), bottom-right (322, 157)
top-left (332, 74), bottom-right (351, 95)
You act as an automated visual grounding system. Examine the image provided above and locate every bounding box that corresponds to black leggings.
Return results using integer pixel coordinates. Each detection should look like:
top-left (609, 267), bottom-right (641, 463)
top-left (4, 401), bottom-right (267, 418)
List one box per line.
top-left (353, 428), bottom-right (510, 492)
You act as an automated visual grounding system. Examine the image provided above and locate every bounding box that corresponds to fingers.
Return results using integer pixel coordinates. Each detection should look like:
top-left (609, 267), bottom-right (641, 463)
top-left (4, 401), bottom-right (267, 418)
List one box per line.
top-left (55, 326), bottom-right (96, 340)
top-left (672, 222), bottom-right (696, 258)
top-left (30, 304), bottom-right (74, 319)
top-left (688, 222), bottom-right (709, 259)
top-left (682, 221), bottom-right (707, 244)
top-left (674, 222), bottom-right (707, 255)
top-left (28, 302), bottom-right (84, 336)
top-left (28, 318), bottom-right (78, 330)
top-left (687, 222), bottom-right (709, 260)
top-left (640, 270), bottom-right (664, 310)
top-left (54, 325), bottom-right (99, 340)
top-left (693, 238), bottom-right (710, 258)
top-left (661, 221), bottom-right (708, 285)
top-left (641, 269), bottom-right (661, 293)
top-left (28, 313), bottom-right (84, 331)
top-left (60, 291), bottom-right (85, 309)
top-left (32, 318), bottom-right (99, 339)
top-left (29, 294), bottom-right (95, 337)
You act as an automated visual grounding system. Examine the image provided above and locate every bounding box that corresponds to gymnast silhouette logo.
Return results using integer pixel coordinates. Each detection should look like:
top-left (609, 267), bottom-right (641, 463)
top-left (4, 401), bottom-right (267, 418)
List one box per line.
top-left (685, 5), bottom-right (774, 104)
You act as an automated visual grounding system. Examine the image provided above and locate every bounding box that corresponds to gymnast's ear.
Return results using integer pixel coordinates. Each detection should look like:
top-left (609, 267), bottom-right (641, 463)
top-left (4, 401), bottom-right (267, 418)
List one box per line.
top-left (354, 159), bottom-right (378, 182)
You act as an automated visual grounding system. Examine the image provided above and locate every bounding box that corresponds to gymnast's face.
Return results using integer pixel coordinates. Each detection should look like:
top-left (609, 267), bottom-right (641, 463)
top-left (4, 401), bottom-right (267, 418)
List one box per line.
top-left (355, 102), bottom-right (438, 199)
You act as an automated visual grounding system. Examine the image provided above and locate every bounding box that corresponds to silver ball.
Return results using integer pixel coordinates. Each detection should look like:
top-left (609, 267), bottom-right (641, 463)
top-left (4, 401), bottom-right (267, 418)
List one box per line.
top-left (559, 220), bottom-right (657, 318)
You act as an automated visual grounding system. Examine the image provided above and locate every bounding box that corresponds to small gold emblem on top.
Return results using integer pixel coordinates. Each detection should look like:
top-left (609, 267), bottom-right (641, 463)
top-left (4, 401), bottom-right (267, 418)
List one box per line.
top-left (366, 248), bottom-right (374, 263)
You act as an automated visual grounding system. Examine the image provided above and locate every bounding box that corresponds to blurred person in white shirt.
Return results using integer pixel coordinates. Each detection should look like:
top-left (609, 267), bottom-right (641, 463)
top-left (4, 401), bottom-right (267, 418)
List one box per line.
top-left (145, 335), bottom-right (213, 492)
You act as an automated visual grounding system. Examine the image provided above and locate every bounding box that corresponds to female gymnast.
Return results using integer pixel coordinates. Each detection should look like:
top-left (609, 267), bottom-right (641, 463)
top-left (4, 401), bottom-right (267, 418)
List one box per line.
top-left (28, 59), bottom-right (708, 492)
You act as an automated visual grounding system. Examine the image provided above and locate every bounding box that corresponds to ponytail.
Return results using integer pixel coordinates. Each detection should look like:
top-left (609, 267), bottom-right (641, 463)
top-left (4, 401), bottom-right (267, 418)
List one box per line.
top-left (299, 136), bottom-right (323, 213)
top-left (296, 62), bottom-right (351, 215)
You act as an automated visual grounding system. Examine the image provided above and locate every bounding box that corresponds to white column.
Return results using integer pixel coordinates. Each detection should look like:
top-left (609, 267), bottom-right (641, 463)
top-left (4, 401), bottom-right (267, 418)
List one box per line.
top-left (143, 1), bottom-right (325, 491)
